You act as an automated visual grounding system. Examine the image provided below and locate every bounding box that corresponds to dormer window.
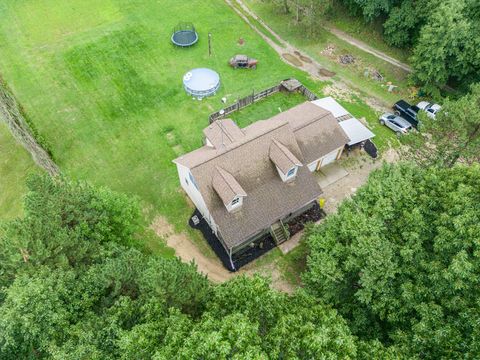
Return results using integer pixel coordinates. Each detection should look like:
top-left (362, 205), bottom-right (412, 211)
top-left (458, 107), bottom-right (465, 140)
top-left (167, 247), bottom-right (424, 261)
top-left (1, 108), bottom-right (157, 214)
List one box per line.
top-left (269, 139), bottom-right (302, 183)
top-left (203, 119), bottom-right (245, 149)
top-left (189, 172), bottom-right (199, 190)
top-left (287, 167), bottom-right (296, 178)
top-left (228, 196), bottom-right (243, 212)
top-left (212, 167), bottom-right (247, 213)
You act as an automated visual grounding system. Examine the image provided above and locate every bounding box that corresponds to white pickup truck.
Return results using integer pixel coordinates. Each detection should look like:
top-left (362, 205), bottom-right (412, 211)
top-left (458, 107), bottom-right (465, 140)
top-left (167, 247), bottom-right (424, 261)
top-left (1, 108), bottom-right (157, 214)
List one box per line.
top-left (417, 101), bottom-right (442, 119)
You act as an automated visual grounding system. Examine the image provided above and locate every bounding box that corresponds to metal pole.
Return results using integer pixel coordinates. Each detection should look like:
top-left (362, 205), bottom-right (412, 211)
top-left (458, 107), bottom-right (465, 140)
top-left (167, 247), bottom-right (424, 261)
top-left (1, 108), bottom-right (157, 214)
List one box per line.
top-left (208, 33), bottom-right (212, 56)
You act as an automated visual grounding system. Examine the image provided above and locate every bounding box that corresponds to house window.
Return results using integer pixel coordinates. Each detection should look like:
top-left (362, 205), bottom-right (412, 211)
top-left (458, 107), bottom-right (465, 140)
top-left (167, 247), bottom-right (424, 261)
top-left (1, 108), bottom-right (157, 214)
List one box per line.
top-left (189, 172), bottom-right (198, 190)
top-left (185, 178), bottom-right (189, 185)
top-left (287, 167), bottom-right (296, 177)
top-left (231, 197), bottom-right (240, 205)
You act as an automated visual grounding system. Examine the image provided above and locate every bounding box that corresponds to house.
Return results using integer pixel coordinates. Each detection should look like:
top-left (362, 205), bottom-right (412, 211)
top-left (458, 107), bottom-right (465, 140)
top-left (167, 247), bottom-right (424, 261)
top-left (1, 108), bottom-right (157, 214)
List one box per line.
top-left (173, 100), bottom-right (352, 269)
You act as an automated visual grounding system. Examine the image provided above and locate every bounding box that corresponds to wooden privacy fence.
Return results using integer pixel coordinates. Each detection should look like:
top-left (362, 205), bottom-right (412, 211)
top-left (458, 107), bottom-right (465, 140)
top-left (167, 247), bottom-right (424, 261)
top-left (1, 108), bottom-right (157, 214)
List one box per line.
top-left (0, 77), bottom-right (60, 176)
top-left (209, 84), bottom-right (281, 123)
top-left (299, 85), bottom-right (319, 101)
top-left (209, 78), bottom-right (318, 123)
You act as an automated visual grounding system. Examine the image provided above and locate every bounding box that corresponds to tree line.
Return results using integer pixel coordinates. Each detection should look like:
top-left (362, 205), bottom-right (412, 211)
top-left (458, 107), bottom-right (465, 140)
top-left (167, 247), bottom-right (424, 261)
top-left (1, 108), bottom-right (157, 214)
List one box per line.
top-left (304, 163), bottom-right (480, 358)
top-left (0, 175), bottom-right (395, 359)
top-left (302, 83), bottom-right (480, 358)
top-left (2, 165), bottom-right (478, 358)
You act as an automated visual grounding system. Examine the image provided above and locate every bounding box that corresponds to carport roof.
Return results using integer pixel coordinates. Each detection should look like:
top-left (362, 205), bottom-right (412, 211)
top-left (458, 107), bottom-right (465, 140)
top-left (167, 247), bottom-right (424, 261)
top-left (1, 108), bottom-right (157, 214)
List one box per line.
top-left (339, 118), bottom-right (375, 146)
top-left (311, 96), bottom-right (350, 118)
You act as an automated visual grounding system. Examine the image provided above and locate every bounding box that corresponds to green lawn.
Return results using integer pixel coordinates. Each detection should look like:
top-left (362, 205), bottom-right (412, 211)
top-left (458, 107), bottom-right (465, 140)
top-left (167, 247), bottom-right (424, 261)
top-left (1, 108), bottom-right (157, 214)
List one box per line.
top-left (242, 0), bottom-right (413, 106)
top-left (0, 0), bottom-right (396, 264)
top-left (229, 91), bottom-right (307, 128)
top-left (0, 121), bottom-right (40, 219)
top-left (0, 0), bottom-right (320, 251)
top-left (278, 240), bottom-right (309, 286)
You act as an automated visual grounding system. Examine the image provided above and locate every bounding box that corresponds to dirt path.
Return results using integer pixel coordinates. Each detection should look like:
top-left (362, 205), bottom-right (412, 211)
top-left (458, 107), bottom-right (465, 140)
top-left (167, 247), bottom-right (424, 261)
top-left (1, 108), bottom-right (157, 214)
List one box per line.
top-left (227, 0), bottom-right (331, 81)
top-left (324, 26), bottom-right (412, 73)
top-left (321, 148), bottom-right (399, 213)
top-left (227, 0), bottom-right (395, 113)
top-left (150, 216), bottom-right (295, 292)
top-left (151, 217), bottom-right (233, 283)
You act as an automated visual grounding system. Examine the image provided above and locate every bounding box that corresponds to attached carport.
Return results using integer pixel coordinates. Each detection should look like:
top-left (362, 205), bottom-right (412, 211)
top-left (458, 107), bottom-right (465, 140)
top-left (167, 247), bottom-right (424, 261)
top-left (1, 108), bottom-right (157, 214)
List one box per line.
top-left (312, 97), bottom-right (351, 118)
top-left (311, 97), bottom-right (377, 158)
top-left (339, 118), bottom-right (375, 146)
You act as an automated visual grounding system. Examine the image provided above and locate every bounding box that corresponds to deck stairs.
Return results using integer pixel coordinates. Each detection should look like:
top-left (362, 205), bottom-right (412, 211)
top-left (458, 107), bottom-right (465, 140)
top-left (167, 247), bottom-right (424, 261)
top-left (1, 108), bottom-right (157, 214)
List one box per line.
top-left (270, 220), bottom-right (290, 245)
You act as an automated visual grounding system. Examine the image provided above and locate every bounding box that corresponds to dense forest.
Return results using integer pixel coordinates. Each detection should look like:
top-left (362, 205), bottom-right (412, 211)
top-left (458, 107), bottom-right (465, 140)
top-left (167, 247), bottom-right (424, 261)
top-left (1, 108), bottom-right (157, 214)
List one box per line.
top-left (265, 0), bottom-right (480, 93)
top-left (0, 175), bottom-right (391, 359)
top-left (1, 162), bottom-right (478, 358)
top-left (305, 163), bottom-right (480, 358)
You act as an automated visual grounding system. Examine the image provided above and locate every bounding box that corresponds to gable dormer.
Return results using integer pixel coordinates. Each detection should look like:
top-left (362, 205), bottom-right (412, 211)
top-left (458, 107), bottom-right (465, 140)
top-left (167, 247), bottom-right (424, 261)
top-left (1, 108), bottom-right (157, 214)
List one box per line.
top-left (269, 139), bottom-right (302, 182)
top-left (203, 119), bottom-right (244, 148)
top-left (212, 167), bottom-right (247, 213)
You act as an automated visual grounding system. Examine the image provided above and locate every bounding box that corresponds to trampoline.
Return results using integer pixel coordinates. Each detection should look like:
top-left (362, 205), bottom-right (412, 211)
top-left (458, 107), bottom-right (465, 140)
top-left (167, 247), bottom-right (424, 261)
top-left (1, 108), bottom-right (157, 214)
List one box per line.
top-left (171, 22), bottom-right (198, 47)
top-left (183, 68), bottom-right (220, 98)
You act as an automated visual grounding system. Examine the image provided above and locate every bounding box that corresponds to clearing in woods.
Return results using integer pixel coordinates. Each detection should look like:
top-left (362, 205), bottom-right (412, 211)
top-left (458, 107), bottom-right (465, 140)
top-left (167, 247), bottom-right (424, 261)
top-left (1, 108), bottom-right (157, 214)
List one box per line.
top-left (0, 0), bottom-right (398, 283)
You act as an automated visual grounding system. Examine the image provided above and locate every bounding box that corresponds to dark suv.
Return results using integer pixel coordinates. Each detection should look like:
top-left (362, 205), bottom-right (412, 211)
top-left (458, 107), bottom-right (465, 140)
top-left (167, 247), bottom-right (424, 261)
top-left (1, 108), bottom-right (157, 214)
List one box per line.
top-left (393, 100), bottom-right (420, 128)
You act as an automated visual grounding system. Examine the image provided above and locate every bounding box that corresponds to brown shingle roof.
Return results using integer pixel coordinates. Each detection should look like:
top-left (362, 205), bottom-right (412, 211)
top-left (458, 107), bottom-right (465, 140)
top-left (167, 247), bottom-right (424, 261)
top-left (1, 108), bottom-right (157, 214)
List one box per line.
top-left (269, 139), bottom-right (302, 174)
top-left (174, 118), bottom-right (285, 169)
top-left (269, 102), bottom-right (350, 164)
top-left (212, 167), bottom-right (247, 206)
top-left (173, 101), bottom-right (351, 251)
top-left (187, 121), bottom-right (321, 250)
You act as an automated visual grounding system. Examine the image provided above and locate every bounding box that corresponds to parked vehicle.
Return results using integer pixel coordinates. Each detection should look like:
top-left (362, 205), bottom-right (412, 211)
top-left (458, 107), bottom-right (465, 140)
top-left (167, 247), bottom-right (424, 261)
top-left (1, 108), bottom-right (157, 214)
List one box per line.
top-left (229, 54), bottom-right (258, 69)
top-left (393, 100), bottom-right (420, 128)
top-left (379, 113), bottom-right (413, 136)
top-left (417, 101), bottom-right (441, 119)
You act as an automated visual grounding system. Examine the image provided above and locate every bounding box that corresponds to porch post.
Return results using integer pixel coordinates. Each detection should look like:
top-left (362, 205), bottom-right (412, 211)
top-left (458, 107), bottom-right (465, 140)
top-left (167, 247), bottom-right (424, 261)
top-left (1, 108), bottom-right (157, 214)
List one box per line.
top-left (229, 248), bottom-right (235, 271)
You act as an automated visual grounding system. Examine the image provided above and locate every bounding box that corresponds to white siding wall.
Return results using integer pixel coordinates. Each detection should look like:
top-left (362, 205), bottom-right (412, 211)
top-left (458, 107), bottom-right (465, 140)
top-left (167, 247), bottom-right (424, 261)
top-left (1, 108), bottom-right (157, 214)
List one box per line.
top-left (275, 165), bottom-right (298, 182)
top-left (307, 146), bottom-right (344, 172)
top-left (318, 146), bottom-right (344, 168)
top-left (176, 163), bottom-right (218, 234)
top-left (307, 161), bottom-right (318, 172)
top-left (226, 196), bottom-right (244, 213)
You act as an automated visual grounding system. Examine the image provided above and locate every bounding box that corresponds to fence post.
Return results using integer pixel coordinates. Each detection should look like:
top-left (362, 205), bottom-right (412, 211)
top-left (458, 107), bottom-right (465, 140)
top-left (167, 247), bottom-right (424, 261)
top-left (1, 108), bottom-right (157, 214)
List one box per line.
top-left (207, 80), bottom-right (318, 123)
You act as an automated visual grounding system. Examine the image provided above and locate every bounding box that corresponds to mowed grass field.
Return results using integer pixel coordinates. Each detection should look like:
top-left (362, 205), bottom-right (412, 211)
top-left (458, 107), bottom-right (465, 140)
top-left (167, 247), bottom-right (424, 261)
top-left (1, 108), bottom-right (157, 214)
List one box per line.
top-left (0, 0), bottom-right (318, 250)
top-left (0, 0), bottom-right (394, 256)
top-left (0, 122), bottom-right (40, 219)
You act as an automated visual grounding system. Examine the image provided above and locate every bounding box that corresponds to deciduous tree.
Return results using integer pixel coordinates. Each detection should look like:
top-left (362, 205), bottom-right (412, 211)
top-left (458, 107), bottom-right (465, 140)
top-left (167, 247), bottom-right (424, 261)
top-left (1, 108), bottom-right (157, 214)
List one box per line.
top-left (410, 0), bottom-right (479, 91)
top-left (304, 163), bottom-right (480, 358)
top-left (403, 83), bottom-right (480, 166)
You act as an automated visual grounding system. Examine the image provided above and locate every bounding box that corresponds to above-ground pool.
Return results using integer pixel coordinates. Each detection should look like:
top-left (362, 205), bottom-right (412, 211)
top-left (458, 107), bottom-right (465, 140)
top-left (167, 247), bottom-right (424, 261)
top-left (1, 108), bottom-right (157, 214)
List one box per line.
top-left (171, 23), bottom-right (198, 47)
top-left (183, 68), bottom-right (220, 98)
